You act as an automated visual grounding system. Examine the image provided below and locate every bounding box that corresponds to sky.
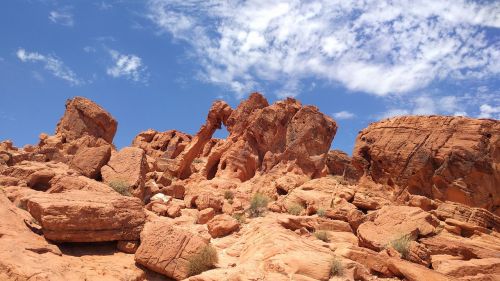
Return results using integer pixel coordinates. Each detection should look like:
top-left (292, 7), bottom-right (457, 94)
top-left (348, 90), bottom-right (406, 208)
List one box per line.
top-left (0, 0), bottom-right (499, 155)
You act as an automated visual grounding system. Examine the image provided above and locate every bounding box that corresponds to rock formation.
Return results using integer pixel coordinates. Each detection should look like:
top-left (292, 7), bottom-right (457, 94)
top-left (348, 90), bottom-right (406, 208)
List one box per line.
top-left (352, 116), bottom-right (500, 214)
top-left (0, 93), bottom-right (499, 281)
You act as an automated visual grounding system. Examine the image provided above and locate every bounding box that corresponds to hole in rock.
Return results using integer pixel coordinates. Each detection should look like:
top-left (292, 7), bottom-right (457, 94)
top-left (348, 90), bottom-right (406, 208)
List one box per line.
top-left (207, 159), bottom-right (220, 180)
top-left (276, 186), bottom-right (288, 195)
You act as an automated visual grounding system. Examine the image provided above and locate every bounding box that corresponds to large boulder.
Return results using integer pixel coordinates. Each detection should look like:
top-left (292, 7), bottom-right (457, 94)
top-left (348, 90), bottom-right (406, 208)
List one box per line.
top-left (134, 220), bottom-right (211, 280)
top-left (47, 174), bottom-right (115, 193)
top-left (101, 147), bottom-right (148, 200)
top-left (0, 192), bottom-right (147, 280)
top-left (55, 96), bottom-right (117, 143)
top-left (352, 116), bottom-right (500, 213)
top-left (69, 144), bottom-right (111, 179)
top-left (357, 206), bottom-right (440, 251)
top-left (207, 214), bottom-right (240, 238)
top-left (26, 190), bottom-right (146, 242)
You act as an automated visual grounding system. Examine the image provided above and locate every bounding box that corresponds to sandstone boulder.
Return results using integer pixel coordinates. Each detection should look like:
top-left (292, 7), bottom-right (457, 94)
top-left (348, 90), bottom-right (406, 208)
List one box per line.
top-left (47, 174), bottom-right (114, 193)
top-left (26, 190), bottom-right (145, 242)
top-left (325, 150), bottom-right (362, 182)
top-left (0, 192), bottom-right (147, 280)
top-left (69, 145), bottom-right (111, 179)
top-left (101, 147), bottom-right (148, 200)
top-left (55, 96), bottom-right (117, 143)
top-left (357, 206), bottom-right (440, 251)
top-left (135, 220), bottom-right (211, 280)
top-left (433, 202), bottom-right (499, 232)
top-left (207, 214), bottom-right (240, 238)
top-left (353, 116), bottom-right (500, 213)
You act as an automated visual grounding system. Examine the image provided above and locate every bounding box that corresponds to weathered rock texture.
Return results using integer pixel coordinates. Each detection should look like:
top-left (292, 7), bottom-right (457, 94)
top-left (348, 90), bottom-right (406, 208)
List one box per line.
top-left (135, 220), bottom-right (210, 280)
top-left (55, 96), bottom-right (117, 143)
top-left (26, 190), bottom-right (146, 242)
top-left (174, 93), bottom-right (337, 182)
top-left (353, 116), bottom-right (500, 213)
top-left (132, 129), bottom-right (192, 160)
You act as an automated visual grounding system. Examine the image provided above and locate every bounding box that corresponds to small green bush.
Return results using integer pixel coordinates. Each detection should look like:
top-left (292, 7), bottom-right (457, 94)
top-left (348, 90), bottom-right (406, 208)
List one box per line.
top-left (232, 212), bottom-right (246, 224)
top-left (330, 257), bottom-right (344, 277)
top-left (224, 190), bottom-right (234, 200)
top-left (188, 244), bottom-right (218, 277)
top-left (248, 193), bottom-right (269, 217)
top-left (109, 180), bottom-right (131, 196)
top-left (287, 203), bottom-right (304, 216)
top-left (389, 234), bottom-right (412, 259)
top-left (314, 230), bottom-right (329, 242)
top-left (316, 208), bottom-right (326, 217)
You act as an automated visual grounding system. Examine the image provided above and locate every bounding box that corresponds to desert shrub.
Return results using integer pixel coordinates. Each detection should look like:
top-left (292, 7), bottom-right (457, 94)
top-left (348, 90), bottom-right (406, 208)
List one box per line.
top-left (287, 203), bottom-right (304, 216)
top-left (188, 244), bottom-right (218, 276)
top-left (248, 193), bottom-right (269, 217)
top-left (389, 234), bottom-right (412, 259)
top-left (109, 180), bottom-right (131, 196)
top-left (330, 257), bottom-right (344, 277)
top-left (314, 230), bottom-right (329, 242)
top-left (232, 212), bottom-right (246, 224)
top-left (192, 158), bottom-right (204, 163)
top-left (316, 208), bottom-right (326, 217)
top-left (224, 190), bottom-right (234, 200)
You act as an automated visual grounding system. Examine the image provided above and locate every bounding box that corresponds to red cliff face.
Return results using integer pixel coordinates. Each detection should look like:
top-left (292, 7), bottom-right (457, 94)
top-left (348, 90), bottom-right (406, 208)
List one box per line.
top-left (353, 115), bottom-right (500, 214)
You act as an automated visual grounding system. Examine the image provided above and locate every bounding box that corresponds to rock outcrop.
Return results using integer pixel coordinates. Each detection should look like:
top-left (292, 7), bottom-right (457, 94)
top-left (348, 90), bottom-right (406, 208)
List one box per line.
top-left (353, 116), bottom-right (500, 213)
top-left (101, 146), bottom-right (149, 200)
top-left (135, 220), bottom-right (210, 280)
top-left (1, 93), bottom-right (499, 281)
top-left (55, 96), bottom-right (117, 143)
top-left (26, 190), bottom-right (146, 242)
top-left (175, 93), bottom-right (337, 183)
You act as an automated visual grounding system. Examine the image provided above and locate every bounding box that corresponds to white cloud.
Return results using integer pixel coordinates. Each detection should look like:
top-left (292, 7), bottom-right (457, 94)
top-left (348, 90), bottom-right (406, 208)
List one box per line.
top-left (16, 48), bottom-right (82, 85)
top-left (379, 93), bottom-right (472, 119)
top-left (147, 0), bottom-right (500, 97)
top-left (83, 46), bottom-right (96, 53)
top-left (380, 108), bottom-right (411, 119)
top-left (97, 2), bottom-right (112, 10)
top-left (106, 50), bottom-right (148, 82)
top-left (478, 104), bottom-right (500, 119)
top-left (49, 10), bottom-right (74, 26)
top-left (333, 111), bottom-right (356, 120)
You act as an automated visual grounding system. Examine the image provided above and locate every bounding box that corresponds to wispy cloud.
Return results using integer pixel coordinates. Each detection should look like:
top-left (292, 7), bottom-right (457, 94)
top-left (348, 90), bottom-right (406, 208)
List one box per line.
top-left (147, 0), bottom-right (500, 98)
top-left (478, 104), bottom-right (500, 119)
top-left (379, 94), bottom-right (471, 119)
top-left (333, 111), bottom-right (356, 120)
top-left (49, 9), bottom-right (74, 26)
top-left (106, 49), bottom-right (148, 83)
top-left (16, 48), bottom-right (82, 85)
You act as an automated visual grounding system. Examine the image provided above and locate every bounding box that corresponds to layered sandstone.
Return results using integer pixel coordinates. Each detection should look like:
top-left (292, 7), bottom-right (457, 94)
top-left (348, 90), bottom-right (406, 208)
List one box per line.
top-left (353, 116), bottom-right (500, 213)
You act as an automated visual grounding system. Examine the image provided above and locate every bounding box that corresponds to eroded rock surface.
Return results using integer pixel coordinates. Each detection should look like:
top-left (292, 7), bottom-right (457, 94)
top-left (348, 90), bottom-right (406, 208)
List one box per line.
top-left (353, 116), bottom-right (500, 213)
top-left (26, 190), bottom-right (146, 242)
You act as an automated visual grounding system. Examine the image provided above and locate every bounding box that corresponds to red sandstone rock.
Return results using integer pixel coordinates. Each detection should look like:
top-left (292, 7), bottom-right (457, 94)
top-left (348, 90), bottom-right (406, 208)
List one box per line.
top-left (69, 144), bottom-right (111, 179)
top-left (101, 146), bottom-right (149, 200)
top-left (207, 214), bottom-right (240, 238)
top-left (132, 129), bottom-right (191, 160)
top-left (353, 116), bottom-right (500, 213)
top-left (325, 149), bottom-right (362, 181)
top-left (357, 206), bottom-right (440, 251)
top-left (47, 174), bottom-right (114, 193)
top-left (26, 190), bottom-right (146, 242)
top-left (55, 96), bottom-right (117, 143)
top-left (135, 220), bottom-right (211, 280)
top-left (197, 207), bottom-right (215, 224)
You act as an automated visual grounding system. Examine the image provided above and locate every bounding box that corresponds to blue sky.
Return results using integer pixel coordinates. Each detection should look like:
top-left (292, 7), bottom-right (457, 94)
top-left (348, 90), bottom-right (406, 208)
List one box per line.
top-left (1, 0), bottom-right (499, 154)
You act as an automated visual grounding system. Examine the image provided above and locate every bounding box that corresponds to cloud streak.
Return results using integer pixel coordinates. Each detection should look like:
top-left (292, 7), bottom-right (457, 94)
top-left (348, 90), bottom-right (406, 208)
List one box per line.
top-left (106, 50), bottom-right (148, 83)
top-left (147, 0), bottom-right (500, 98)
top-left (49, 9), bottom-right (74, 26)
top-left (16, 48), bottom-right (82, 85)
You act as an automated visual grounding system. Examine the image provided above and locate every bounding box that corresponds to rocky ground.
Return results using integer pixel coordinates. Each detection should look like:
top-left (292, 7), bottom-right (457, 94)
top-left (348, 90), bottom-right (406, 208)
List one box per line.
top-left (0, 93), bottom-right (498, 281)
